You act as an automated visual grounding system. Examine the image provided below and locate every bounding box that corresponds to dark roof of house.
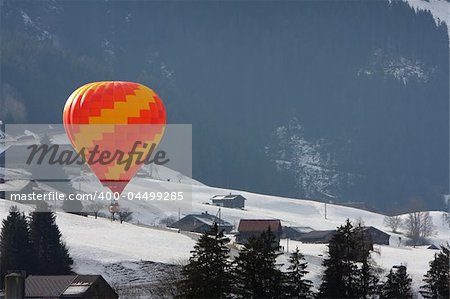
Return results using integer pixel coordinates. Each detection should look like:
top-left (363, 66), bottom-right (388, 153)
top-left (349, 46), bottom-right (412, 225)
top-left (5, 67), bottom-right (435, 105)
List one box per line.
top-left (25, 275), bottom-right (115, 298)
top-left (211, 194), bottom-right (246, 200)
top-left (298, 227), bottom-right (390, 243)
top-left (25, 275), bottom-right (76, 298)
top-left (427, 244), bottom-right (440, 250)
top-left (238, 219), bottom-right (281, 232)
top-left (298, 230), bottom-right (337, 240)
top-left (283, 226), bottom-right (314, 233)
top-left (178, 213), bottom-right (233, 227)
top-left (363, 226), bottom-right (390, 236)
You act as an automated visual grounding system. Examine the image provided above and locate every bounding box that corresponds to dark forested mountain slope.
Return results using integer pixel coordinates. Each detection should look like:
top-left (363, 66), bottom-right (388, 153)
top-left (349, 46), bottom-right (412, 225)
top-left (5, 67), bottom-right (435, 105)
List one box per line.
top-left (1, 0), bottom-right (448, 211)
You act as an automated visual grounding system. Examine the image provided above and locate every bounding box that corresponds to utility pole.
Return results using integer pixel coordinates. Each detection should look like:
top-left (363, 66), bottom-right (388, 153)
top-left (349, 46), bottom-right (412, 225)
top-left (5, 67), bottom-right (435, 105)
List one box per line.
top-left (324, 201), bottom-right (327, 219)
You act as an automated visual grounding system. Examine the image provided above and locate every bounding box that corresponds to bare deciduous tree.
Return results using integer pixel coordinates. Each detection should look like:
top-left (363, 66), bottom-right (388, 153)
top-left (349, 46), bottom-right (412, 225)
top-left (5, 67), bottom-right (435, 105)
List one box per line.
top-left (384, 215), bottom-right (402, 233)
top-left (87, 201), bottom-right (104, 219)
top-left (404, 211), bottom-right (435, 247)
top-left (118, 208), bottom-right (133, 224)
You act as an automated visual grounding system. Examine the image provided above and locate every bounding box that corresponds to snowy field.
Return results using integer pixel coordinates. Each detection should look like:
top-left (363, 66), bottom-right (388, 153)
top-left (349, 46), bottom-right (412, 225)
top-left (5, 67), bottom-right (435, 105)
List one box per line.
top-left (1, 172), bottom-right (448, 297)
top-left (0, 199), bottom-right (195, 291)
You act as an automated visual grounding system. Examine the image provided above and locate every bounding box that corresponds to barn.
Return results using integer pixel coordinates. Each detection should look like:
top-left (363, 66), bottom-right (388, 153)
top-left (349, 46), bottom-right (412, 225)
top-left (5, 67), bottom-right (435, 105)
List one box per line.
top-left (282, 226), bottom-right (314, 240)
top-left (363, 226), bottom-right (390, 245)
top-left (237, 219), bottom-right (282, 247)
top-left (296, 230), bottom-right (337, 244)
top-left (297, 227), bottom-right (390, 245)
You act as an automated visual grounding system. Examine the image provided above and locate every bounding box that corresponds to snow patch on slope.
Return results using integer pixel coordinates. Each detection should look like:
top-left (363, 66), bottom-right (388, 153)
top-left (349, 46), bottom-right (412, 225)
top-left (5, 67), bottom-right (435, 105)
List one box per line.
top-left (359, 48), bottom-right (435, 84)
top-left (405, 0), bottom-right (449, 31)
top-left (20, 10), bottom-right (52, 41)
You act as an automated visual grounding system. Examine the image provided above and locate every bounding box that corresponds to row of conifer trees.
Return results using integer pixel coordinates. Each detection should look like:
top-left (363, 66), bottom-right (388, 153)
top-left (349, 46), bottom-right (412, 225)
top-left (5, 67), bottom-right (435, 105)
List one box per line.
top-left (176, 219), bottom-right (449, 299)
top-left (0, 203), bottom-right (73, 287)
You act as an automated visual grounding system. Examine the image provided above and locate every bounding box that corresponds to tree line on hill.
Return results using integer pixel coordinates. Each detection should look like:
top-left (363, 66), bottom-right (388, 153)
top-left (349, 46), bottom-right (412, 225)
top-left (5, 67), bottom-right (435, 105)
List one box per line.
top-left (175, 220), bottom-right (449, 299)
top-left (0, 203), bottom-right (73, 288)
top-left (0, 206), bottom-right (448, 298)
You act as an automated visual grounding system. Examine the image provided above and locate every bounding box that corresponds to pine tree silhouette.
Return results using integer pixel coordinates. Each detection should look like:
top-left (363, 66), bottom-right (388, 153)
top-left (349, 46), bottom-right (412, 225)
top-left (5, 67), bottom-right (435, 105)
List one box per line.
top-left (29, 202), bottom-right (73, 275)
top-left (420, 244), bottom-right (449, 299)
top-left (0, 206), bottom-right (35, 287)
top-left (380, 265), bottom-right (412, 299)
top-left (233, 227), bottom-right (284, 299)
top-left (318, 219), bottom-right (378, 298)
top-left (284, 246), bottom-right (313, 298)
top-left (177, 223), bottom-right (232, 299)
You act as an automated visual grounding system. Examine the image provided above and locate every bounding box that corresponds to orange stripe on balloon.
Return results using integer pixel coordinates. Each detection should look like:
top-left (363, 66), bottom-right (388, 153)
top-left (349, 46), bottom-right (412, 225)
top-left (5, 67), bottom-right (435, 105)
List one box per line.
top-left (87, 85), bottom-right (155, 124)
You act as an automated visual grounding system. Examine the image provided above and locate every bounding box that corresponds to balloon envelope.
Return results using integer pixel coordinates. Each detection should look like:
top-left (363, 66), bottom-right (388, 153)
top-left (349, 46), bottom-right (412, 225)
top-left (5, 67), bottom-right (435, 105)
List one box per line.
top-left (63, 81), bottom-right (166, 193)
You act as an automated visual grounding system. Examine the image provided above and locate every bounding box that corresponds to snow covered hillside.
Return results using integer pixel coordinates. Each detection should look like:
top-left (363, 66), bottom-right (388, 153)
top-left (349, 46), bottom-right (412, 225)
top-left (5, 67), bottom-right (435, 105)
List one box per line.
top-left (0, 199), bottom-right (195, 293)
top-left (1, 172), bottom-right (448, 296)
top-left (405, 0), bottom-right (449, 33)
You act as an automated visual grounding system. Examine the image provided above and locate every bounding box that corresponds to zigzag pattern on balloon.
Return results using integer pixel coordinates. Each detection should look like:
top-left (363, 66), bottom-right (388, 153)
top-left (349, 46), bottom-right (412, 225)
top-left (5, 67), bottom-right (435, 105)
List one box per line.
top-left (63, 81), bottom-right (167, 194)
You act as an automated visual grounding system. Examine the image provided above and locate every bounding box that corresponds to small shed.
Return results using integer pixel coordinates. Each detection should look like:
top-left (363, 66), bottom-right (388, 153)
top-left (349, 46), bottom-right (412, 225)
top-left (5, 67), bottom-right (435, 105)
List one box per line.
top-left (169, 212), bottom-right (233, 233)
top-left (237, 219), bottom-right (282, 247)
top-left (210, 194), bottom-right (246, 209)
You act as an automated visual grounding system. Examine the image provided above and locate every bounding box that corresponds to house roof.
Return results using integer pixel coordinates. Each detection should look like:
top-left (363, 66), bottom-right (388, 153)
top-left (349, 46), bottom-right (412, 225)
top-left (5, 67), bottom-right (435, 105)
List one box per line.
top-left (25, 275), bottom-right (76, 298)
top-left (298, 230), bottom-right (337, 240)
top-left (25, 275), bottom-right (112, 298)
top-left (283, 226), bottom-right (314, 233)
top-left (363, 226), bottom-right (390, 236)
top-left (0, 179), bottom-right (30, 191)
top-left (283, 226), bottom-right (314, 234)
top-left (180, 213), bottom-right (233, 227)
top-left (211, 194), bottom-right (246, 200)
top-left (238, 219), bottom-right (281, 232)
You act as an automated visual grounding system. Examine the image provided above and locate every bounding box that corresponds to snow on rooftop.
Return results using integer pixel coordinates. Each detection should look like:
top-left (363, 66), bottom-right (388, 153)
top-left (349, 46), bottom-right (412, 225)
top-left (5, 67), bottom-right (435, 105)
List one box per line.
top-left (62, 284), bottom-right (90, 295)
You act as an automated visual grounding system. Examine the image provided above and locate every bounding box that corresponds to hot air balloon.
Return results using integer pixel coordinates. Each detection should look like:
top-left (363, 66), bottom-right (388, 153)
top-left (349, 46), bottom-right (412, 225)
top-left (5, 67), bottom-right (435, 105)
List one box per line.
top-left (63, 81), bottom-right (166, 194)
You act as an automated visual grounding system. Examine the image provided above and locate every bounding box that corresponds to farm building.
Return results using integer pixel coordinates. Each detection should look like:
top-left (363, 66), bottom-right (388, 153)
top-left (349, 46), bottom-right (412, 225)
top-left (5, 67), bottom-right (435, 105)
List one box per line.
top-left (210, 194), bottom-right (246, 209)
top-left (296, 226), bottom-right (390, 245)
top-left (282, 226), bottom-right (314, 240)
top-left (296, 230), bottom-right (337, 243)
top-left (237, 219), bottom-right (282, 247)
top-left (362, 226), bottom-right (390, 245)
top-left (169, 212), bottom-right (233, 233)
top-left (4, 273), bottom-right (118, 299)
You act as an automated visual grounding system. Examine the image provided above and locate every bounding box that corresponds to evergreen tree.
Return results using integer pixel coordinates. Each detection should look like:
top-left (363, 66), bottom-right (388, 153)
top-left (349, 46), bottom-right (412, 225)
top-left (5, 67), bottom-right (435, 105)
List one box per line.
top-left (318, 219), bottom-right (378, 299)
top-left (380, 265), bottom-right (412, 299)
top-left (284, 246), bottom-right (313, 298)
top-left (420, 244), bottom-right (449, 299)
top-left (233, 227), bottom-right (284, 299)
top-left (177, 223), bottom-right (232, 299)
top-left (318, 219), bottom-right (356, 298)
top-left (0, 206), bottom-right (34, 287)
top-left (353, 224), bottom-right (380, 298)
top-left (29, 202), bottom-right (73, 275)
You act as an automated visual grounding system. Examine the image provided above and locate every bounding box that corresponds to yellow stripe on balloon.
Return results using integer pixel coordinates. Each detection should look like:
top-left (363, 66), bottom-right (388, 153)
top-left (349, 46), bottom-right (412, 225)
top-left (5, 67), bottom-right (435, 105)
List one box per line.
top-left (104, 130), bottom-right (165, 180)
top-left (88, 85), bottom-right (156, 125)
top-left (72, 124), bottom-right (116, 153)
